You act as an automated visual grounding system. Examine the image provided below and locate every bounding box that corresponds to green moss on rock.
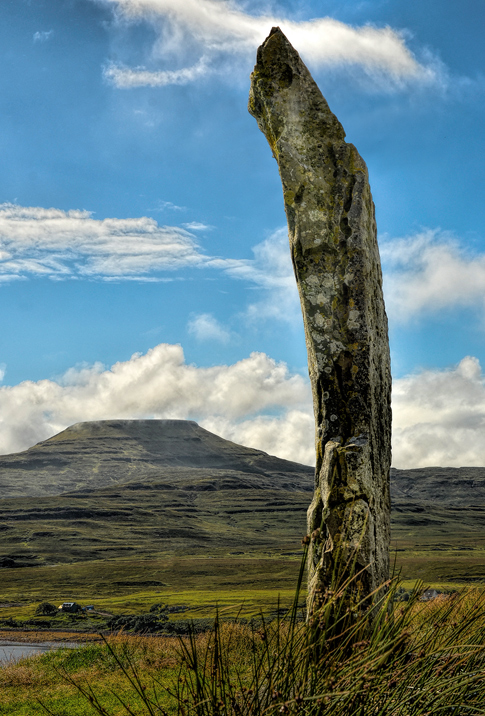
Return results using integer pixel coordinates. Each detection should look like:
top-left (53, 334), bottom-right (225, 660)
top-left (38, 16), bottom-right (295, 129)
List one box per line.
top-left (249, 28), bottom-right (392, 611)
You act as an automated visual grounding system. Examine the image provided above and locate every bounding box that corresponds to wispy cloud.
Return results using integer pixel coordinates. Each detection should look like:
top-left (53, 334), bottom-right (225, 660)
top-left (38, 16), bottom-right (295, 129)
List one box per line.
top-left (221, 228), bottom-right (301, 326)
top-left (187, 313), bottom-right (231, 343)
top-left (9, 202), bottom-right (485, 338)
top-left (183, 222), bottom-right (213, 231)
top-left (104, 57), bottom-right (208, 88)
top-left (381, 229), bottom-right (485, 322)
top-left (99, 0), bottom-right (440, 90)
top-left (0, 206), bottom-right (299, 327)
top-left (0, 203), bottom-right (206, 280)
top-left (155, 200), bottom-right (187, 212)
top-left (33, 30), bottom-right (54, 43)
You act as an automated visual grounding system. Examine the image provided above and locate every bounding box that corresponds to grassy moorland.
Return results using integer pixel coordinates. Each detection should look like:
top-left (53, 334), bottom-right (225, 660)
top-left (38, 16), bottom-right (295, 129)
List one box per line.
top-left (2, 421), bottom-right (485, 632)
top-left (0, 482), bottom-right (310, 568)
top-left (0, 555), bottom-right (304, 635)
top-left (3, 577), bottom-right (485, 715)
top-left (2, 499), bottom-right (485, 634)
top-left (1, 422), bottom-right (485, 713)
top-left (2, 499), bottom-right (485, 635)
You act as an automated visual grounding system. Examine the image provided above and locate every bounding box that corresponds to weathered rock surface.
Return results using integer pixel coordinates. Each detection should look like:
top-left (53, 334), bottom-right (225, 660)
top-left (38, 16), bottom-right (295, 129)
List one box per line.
top-left (249, 28), bottom-right (392, 607)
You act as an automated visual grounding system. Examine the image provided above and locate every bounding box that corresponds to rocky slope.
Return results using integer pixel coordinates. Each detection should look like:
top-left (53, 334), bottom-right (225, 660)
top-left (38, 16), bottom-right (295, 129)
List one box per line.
top-left (0, 419), bottom-right (314, 498)
top-left (2, 419), bottom-right (484, 506)
top-left (1, 421), bottom-right (485, 582)
top-left (391, 466), bottom-right (485, 506)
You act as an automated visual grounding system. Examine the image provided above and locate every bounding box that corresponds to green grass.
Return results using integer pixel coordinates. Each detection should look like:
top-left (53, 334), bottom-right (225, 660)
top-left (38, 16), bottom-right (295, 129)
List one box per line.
top-left (2, 546), bottom-right (485, 631)
top-left (0, 636), bottom-right (182, 715)
top-left (3, 476), bottom-right (485, 627)
top-left (5, 577), bottom-right (485, 715)
top-left (0, 556), bottom-right (304, 632)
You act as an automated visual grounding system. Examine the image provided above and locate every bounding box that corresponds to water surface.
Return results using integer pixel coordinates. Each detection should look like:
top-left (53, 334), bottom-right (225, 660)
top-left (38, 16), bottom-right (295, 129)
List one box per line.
top-left (0, 641), bottom-right (78, 664)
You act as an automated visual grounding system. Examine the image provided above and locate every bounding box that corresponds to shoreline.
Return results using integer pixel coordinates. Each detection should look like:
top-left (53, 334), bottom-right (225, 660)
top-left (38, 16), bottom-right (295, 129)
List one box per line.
top-left (0, 629), bottom-right (102, 644)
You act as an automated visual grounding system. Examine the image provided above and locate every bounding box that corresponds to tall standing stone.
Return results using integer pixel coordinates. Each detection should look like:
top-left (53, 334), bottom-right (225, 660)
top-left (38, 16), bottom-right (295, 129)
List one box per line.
top-left (249, 28), bottom-right (392, 611)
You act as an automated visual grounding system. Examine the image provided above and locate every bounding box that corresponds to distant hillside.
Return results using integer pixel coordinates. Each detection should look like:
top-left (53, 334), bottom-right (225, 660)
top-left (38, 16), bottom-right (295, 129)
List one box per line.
top-left (2, 420), bottom-right (485, 583)
top-left (390, 466), bottom-right (485, 506)
top-left (0, 420), bottom-right (314, 570)
top-left (2, 419), bottom-right (485, 506)
top-left (0, 419), bottom-right (314, 498)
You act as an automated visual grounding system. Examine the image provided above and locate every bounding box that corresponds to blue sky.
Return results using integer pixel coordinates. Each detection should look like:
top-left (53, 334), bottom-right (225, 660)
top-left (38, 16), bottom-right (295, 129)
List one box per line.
top-left (1, 0), bottom-right (485, 468)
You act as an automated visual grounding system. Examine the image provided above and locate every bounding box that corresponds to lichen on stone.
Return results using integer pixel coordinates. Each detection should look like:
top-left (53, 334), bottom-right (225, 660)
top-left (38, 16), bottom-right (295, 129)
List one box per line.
top-left (249, 27), bottom-right (392, 611)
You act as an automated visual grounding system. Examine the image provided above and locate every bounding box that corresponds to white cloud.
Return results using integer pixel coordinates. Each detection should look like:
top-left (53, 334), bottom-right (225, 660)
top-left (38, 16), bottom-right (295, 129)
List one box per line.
top-left (392, 356), bottom-right (485, 468)
top-left (99, 0), bottom-right (438, 90)
top-left (33, 30), bottom-right (54, 43)
top-left (156, 200), bottom-right (187, 212)
top-left (381, 229), bottom-right (485, 322)
top-left (12, 206), bottom-right (485, 339)
top-left (221, 228), bottom-right (301, 326)
top-left (187, 313), bottom-right (231, 343)
top-left (104, 57), bottom-right (208, 88)
top-left (0, 203), bottom-right (205, 280)
top-left (0, 364), bottom-right (6, 382)
top-left (203, 410), bottom-right (315, 467)
top-left (182, 222), bottom-right (213, 231)
top-left (0, 205), bottom-right (301, 330)
top-left (3, 341), bottom-right (485, 469)
top-left (0, 343), bottom-right (312, 459)
top-left (0, 274), bottom-right (24, 283)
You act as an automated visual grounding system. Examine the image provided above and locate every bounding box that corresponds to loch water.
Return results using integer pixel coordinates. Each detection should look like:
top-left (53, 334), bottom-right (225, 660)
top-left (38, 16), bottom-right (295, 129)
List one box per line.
top-left (0, 641), bottom-right (78, 664)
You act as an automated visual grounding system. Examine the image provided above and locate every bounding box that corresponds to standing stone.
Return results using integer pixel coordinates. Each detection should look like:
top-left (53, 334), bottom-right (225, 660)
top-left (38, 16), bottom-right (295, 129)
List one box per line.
top-left (249, 28), bottom-right (392, 612)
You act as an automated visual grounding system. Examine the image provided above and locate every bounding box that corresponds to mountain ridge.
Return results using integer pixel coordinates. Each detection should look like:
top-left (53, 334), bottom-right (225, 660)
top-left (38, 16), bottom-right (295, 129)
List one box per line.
top-left (0, 419), bottom-right (314, 498)
top-left (2, 419), bottom-right (484, 506)
top-left (1, 420), bottom-right (485, 583)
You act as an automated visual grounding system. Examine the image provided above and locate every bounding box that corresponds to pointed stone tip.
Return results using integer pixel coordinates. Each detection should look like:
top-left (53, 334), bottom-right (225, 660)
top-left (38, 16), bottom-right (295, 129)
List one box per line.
top-left (268, 26), bottom-right (283, 38)
top-left (255, 25), bottom-right (301, 75)
top-left (249, 22), bottom-right (345, 141)
top-left (260, 25), bottom-right (294, 52)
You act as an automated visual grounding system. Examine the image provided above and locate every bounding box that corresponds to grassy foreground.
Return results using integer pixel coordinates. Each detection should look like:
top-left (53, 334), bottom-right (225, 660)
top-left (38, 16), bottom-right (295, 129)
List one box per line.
top-left (3, 575), bottom-right (485, 716)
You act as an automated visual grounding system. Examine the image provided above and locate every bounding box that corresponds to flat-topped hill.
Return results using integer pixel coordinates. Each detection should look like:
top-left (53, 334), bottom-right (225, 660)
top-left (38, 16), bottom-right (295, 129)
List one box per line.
top-left (1, 420), bottom-right (485, 582)
top-left (2, 419), bottom-right (485, 506)
top-left (0, 419), bottom-right (314, 498)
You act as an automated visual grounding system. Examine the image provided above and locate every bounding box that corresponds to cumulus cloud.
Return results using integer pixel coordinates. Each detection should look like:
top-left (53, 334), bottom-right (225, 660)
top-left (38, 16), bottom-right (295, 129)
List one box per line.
top-left (99, 0), bottom-right (438, 90)
top-left (3, 340), bottom-right (485, 469)
top-left (0, 203), bottom-right (206, 280)
top-left (0, 344), bottom-right (313, 460)
top-left (381, 229), bottom-right (485, 322)
top-left (392, 356), bottom-right (485, 468)
top-left (203, 410), bottom-right (315, 467)
top-left (187, 313), bottom-right (231, 343)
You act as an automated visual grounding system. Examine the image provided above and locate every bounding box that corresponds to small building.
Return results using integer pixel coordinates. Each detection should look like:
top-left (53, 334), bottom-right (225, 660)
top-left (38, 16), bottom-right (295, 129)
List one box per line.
top-left (420, 589), bottom-right (441, 602)
top-left (58, 602), bottom-right (82, 613)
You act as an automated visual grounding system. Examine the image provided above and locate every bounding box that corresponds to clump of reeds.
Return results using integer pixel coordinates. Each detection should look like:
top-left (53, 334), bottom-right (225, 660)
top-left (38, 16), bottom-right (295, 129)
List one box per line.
top-left (39, 552), bottom-right (485, 715)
